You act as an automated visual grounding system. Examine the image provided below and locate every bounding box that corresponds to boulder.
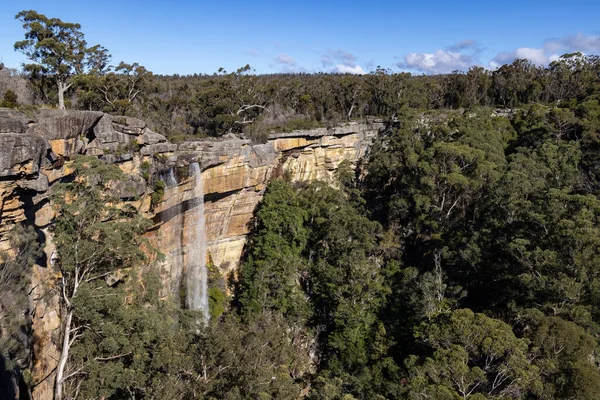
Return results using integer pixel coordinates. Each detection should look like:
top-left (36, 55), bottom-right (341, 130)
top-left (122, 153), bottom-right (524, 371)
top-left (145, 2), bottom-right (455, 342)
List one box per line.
top-left (112, 116), bottom-right (146, 134)
top-left (0, 133), bottom-right (49, 177)
top-left (114, 177), bottom-right (147, 199)
top-left (18, 174), bottom-right (49, 192)
top-left (138, 129), bottom-right (167, 145)
top-left (92, 114), bottom-right (130, 144)
top-left (29, 110), bottom-right (104, 140)
top-left (0, 108), bottom-right (30, 133)
top-left (140, 143), bottom-right (178, 156)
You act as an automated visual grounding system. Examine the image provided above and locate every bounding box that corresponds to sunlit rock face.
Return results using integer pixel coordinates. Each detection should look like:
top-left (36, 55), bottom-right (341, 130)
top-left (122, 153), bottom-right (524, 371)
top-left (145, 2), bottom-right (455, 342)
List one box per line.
top-left (199, 122), bottom-right (381, 275)
top-left (0, 108), bottom-right (382, 399)
top-left (0, 108), bottom-right (381, 285)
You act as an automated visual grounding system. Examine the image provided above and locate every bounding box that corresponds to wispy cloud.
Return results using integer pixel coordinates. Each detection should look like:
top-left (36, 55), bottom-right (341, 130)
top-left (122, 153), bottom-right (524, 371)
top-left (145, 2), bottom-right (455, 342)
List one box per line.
top-left (274, 53), bottom-right (296, 66)
top-left (322, 49), bottom-right (357, 67)
top-left (490, 47), bottom-right (550, 68)
top-left (246, 48), bottom-right (260, 57)
top-left (272, 52), bottom-right (305, 73)
top-left (446, 40), bottom-right (479, 52)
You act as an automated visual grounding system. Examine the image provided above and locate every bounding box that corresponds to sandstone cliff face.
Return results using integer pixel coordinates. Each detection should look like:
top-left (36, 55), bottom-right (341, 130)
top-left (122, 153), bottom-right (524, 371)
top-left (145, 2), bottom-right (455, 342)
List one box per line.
top-left (0, 107), bottom-right (382, 399)
top-left (198, 123), bottom-right (379, 275)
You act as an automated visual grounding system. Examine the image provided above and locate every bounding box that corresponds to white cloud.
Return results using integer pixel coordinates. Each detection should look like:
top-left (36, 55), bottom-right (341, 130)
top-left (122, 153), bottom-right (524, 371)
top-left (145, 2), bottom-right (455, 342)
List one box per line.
top-left (271, 52), bottom-right (306, 73)
top-left (333, 64), bottom-right (365, 74)
top-left (246, 48), bottom-right (260, 57)
top-left (490, 33), bottom-right (600, 70)
top-left (544, 40), bottom-right (563, 54)
top-left (558, 33), bottom-right (600, 53)
top-left (399, 50), bottom-right (474, 74)
top-left (274, 53), bottom-right (296, 66)
top-left (492, 47), bottom-right (549, 67)
top-left (513, 48), bottom-right (550, 65)
top-left (320, 49), bottom-right (364, 74)
top-left (548, 53), bottom-right (561, 63)
top-left (395, 39), bottom-right (481, 74)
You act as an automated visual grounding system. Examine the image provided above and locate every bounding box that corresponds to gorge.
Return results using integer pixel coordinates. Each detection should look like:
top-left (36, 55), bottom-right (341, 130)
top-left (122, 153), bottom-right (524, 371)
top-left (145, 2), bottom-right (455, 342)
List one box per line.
top-left (0, 107), bottom-right (383, 399)
top-left (4, 4), bottom-right (600, 399)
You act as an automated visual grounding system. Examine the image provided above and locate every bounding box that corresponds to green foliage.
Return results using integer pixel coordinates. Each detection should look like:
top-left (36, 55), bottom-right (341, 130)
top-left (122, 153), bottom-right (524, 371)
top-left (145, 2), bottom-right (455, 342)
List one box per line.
top-left (190, 313), bottom-right (311, 399)
top-left (236, 179), bottom-right (309, 322)
top-left (68, 273), bottom-right (194, 399)
top-left (50, 156), bottom-right (155, 399)
top-left (51, 157), bottom-right (152, 277)
top-left (208, 287), bottom-right (226, 319)
top-left (278, 118), bottom-right (324, 133)
top-left (0, 90), bottom-right (18, 108)
top-left (140, 160), bottom-right (151, 182)
top-left (151, 179), bottom-right (166, 207)
top-left (4, 15), bottom-right (600, 396)
top-left (175, 165), bottom-right (190, 181)
top-left (14, 10), bottom-right (106, 109)
top-left (96, 62), bottom-right (153, 115)
top-left (406, 309), bottom-right (541, 399)
top-left (113, 138), bottom-right (140, 157)
top-left (0, 225), bottom-right (41, 367)
top-left (236, 179), bottom-right (395, 398)
top-left (517, 311), bottom-right (600, 398)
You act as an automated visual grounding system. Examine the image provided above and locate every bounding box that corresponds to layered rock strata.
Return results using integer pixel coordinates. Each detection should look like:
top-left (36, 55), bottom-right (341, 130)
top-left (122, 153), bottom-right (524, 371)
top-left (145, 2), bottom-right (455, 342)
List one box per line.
top-left (0, 107), bottom-right (383, 399)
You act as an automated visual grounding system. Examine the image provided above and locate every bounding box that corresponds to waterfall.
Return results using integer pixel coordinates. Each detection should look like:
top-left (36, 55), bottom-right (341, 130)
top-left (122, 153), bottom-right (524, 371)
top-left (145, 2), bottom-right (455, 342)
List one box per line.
top-left (164, 169), bottom-right (177, 189)
top-left (187, 162), bottom-right (210, 325)
top-left (159, 169), bottom-right (184, 298)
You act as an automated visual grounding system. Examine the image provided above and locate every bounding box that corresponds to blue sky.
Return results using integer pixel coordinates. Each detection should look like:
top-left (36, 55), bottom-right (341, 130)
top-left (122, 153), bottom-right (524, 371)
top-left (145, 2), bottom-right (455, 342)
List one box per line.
top-left (1, 0), bottom-right (599, 75)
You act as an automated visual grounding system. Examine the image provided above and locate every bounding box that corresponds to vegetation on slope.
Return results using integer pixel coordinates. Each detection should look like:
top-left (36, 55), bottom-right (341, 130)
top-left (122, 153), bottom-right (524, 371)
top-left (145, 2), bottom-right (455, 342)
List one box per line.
top-left (2, 8), bottom-right (600, 400)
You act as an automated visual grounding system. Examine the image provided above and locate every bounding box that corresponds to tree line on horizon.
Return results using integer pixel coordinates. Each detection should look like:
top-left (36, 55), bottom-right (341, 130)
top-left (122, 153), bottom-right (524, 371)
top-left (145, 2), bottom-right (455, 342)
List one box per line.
top-left (2, 10), bottom-right (600, 142)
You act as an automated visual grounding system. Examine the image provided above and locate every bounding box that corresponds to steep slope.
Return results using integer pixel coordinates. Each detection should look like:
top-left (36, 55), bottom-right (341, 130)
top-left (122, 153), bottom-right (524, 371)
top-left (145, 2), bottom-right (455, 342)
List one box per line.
top-left (0, 108), bottom-right (382, 399)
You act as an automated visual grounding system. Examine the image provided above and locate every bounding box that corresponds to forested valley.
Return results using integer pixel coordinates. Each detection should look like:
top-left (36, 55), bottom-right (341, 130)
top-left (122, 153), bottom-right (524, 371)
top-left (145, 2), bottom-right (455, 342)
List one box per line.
top-left (2, 9), bottom-right (600, 400)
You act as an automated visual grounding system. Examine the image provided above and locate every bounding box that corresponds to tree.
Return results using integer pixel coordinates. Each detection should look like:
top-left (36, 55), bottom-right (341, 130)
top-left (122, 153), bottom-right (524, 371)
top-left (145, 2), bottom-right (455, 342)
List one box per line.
top-left (518, 311), bottom-right (600, 399)
top-left (0, 90), bottom-right (18, 108)
top-left (65, 272), bottom-right (195, 399)
top-left (235, 179), bottom-right (310, 323)
top-left (191, 313), bottom-right (311, 399)
top-left (50, 156), bottom-right (152, 400)
top-left (14, 10), bottom-right (106, 109)
top-left (98, 62), bottom-right (152, 114)
top-left (406, 309), bottom-right (541, 399)
top-left (0, 225), bottom-right (41, 399)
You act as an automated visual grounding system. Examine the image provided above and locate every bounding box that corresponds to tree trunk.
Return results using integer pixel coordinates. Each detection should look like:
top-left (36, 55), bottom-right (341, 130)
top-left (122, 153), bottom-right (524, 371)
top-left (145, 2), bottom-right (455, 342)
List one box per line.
top-left (54, 310), bottom-right (73, 400)
top-left (57, 80), bottom-right (72, 110)
top-left (57, 81), bottom-right (65, 110)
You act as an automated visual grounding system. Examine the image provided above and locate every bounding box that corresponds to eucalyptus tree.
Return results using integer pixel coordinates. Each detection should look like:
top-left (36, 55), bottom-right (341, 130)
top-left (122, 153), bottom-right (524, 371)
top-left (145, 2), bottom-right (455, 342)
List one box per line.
top-left (50, 157), bottom-right (151, 400)
top-left (14, 10), bottom-right (108, 109)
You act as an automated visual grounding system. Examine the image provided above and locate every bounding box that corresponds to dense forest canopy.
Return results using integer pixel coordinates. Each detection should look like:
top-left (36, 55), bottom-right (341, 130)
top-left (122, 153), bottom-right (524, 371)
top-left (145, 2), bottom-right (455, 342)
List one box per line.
top-left (2, 9), bottom-right (600, 400)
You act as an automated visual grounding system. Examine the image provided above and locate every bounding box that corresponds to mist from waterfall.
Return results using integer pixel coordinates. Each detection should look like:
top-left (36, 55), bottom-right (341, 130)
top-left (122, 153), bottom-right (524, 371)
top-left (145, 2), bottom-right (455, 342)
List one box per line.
top-left (164, 169), bottom-right (177, 190)
top-left (187, 162), bottom-right (210, 325)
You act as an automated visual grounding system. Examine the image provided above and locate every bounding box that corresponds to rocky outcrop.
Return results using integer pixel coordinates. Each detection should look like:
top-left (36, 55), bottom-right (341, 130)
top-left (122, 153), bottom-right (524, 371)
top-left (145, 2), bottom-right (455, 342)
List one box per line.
top-left (0, 107), bottom-right (383, 399)
top-left (1, 108), bottom-right (382, 276)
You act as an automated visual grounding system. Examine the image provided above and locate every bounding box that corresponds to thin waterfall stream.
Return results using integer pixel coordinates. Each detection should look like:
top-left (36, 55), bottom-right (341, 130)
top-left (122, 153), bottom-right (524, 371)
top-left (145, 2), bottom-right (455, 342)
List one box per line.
top-left (187, 162), bottom-right (210, 325)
